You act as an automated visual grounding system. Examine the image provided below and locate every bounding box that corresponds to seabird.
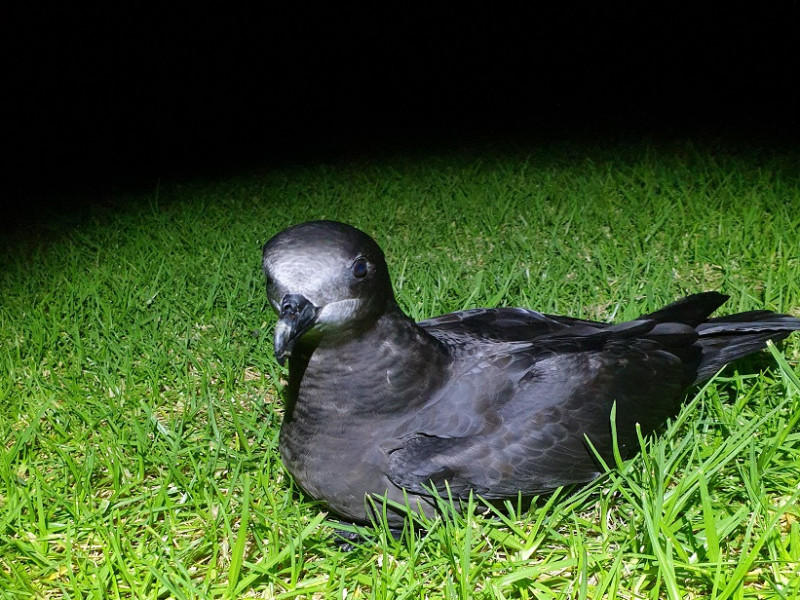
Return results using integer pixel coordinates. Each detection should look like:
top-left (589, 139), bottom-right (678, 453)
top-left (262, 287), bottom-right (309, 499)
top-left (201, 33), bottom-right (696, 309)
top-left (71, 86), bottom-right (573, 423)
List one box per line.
top-left (261, 220), bottom-right (800, 527)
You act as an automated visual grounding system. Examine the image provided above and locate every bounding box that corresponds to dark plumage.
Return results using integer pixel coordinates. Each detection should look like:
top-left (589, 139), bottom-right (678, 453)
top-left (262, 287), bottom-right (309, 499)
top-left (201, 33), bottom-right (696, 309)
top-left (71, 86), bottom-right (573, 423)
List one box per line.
top-left (261, 220), bottom-right (800, 526)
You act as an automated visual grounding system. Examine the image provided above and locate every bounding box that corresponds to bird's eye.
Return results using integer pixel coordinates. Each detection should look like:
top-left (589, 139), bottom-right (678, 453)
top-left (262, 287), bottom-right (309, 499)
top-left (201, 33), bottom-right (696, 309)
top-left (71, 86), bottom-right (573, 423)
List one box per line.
top-left (352, 257), bottom-right (368, 278)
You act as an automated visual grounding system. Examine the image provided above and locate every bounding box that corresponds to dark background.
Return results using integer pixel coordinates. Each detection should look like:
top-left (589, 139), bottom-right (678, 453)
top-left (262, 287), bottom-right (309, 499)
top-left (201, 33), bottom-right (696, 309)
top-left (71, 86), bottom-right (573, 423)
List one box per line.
top-left (4, 5), bottom-right (799, 221)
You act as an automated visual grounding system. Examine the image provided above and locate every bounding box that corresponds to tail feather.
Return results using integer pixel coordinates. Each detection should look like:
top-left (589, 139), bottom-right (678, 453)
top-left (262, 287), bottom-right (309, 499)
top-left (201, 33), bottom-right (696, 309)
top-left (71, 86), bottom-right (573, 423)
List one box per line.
top-left (706, 310), bottom-right (794, 324)
top-left (694, 314), bottom-right (800, 384)
top-left (639, 292), bottom-right (800, 385)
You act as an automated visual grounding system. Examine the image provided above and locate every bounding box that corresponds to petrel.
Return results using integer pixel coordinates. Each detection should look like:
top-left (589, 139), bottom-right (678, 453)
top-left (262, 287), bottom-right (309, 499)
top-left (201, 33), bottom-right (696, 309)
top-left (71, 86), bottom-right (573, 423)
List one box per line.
top-left (262, 220), bottom-right (800, 526)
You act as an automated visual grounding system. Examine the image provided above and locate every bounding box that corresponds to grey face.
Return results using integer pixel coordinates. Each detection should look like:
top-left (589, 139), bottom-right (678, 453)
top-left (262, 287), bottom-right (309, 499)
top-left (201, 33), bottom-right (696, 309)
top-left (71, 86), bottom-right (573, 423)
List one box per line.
top-left (262, 221), bottom-right (394, 363)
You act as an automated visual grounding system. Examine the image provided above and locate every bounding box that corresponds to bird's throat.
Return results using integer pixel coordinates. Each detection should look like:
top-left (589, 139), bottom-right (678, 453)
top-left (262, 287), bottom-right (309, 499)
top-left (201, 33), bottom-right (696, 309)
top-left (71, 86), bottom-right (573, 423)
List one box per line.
top-left (291, 309), bottom-right (450, 417)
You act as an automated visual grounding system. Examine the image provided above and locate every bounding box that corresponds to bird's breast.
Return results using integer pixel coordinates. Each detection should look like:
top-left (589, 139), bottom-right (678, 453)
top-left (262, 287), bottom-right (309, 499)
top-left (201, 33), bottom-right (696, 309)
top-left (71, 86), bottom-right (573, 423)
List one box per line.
top-left (276, 311), bottom-right (451, 520)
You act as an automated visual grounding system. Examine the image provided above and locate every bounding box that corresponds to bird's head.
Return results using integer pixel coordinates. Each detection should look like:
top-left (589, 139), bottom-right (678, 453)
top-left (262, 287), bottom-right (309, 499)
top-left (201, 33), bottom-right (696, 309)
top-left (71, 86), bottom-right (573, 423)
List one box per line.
top-left (262, 220), bottom-right (395, 365)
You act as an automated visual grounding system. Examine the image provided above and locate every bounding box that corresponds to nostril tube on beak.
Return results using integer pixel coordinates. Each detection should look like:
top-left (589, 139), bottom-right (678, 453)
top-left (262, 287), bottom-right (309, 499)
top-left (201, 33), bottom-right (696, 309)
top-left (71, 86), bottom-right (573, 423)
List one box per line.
top-left (280, 294), bottom-right (307, 319)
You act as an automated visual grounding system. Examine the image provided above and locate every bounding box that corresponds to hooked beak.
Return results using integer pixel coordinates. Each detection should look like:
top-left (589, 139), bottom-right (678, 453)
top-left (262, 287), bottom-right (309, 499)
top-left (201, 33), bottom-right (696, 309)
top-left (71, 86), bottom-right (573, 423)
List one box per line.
top-left (273, 294), bottom-right (319, 366)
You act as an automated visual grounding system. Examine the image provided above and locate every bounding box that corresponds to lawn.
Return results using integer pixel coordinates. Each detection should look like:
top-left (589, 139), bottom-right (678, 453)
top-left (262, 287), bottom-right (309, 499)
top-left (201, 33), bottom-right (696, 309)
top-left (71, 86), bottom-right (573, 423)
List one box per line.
top-left (2, 140), bottom-right (800, 599)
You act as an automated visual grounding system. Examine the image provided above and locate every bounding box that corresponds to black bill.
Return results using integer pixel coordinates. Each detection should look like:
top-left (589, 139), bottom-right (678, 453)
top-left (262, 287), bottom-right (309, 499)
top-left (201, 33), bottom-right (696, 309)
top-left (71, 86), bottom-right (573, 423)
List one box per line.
top-left (273, 294), bottom-right (319, 365)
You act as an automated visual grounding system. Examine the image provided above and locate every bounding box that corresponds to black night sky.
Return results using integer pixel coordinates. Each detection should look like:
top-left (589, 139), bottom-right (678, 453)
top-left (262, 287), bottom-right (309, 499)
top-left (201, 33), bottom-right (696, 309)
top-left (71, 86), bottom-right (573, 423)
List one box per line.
top-left (5, 5), bottom-right (799, 214)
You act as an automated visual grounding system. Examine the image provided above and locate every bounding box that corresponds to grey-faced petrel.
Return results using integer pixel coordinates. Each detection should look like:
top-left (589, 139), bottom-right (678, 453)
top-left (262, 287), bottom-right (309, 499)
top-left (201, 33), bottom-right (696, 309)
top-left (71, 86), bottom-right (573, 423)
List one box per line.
top-left (262, 220), bottom-right (800, 526)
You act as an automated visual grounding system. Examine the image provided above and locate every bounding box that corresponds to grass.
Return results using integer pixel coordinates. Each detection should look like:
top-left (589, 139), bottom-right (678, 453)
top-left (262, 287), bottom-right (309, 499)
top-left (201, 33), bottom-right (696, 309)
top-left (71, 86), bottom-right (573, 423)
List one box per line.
top-left (2, 140), bottom-right (800, 599)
